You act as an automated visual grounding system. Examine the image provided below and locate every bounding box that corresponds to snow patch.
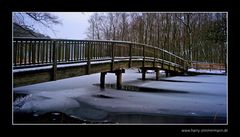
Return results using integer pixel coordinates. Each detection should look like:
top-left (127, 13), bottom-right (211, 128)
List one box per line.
top-left (188, 68), bottom-right (226, 74)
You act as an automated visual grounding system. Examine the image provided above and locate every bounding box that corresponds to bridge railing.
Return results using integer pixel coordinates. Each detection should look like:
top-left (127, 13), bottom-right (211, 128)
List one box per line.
top-left (13, 37), bottom-right (188, 70)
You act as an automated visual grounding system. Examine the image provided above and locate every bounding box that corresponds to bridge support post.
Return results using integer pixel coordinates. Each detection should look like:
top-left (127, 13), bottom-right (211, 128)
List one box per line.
top-left (166, 71), bottom-right (169, 77)
top-left (115, 70), bottom-right (123, 90)
top-left (155, 69), bottom-right (160, 80)
top-left (142, 69), bottom-right (146, 80)
top-left (100, 72), bottom-right (107, 89)
top-left (51, 40), bottom-right (57, 81)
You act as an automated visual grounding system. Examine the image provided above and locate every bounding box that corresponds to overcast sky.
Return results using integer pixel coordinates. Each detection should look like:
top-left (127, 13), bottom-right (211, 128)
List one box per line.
top-left (41, 12), bottom-right (94, 39)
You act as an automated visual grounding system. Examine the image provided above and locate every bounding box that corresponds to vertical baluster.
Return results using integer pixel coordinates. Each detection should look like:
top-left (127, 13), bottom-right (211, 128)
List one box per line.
top-left (37, 41), bottom-right (40, 64)
top-left (58, 41), bottom-right (60, 62)
top-left (142, 44), bottom-right (145, 68)
top-left (46, 41), bottom-right (49, 63)
top-left (72, 41), bottom-right (74, 61)
top-left (67, 41), bottom-right (70, 61)
top-left (16, 40), bottom-right (19, 65)
top-left (52, 40), bottom-right (57, 80)
top-left (57, 41), bottom-right (60, 62)
top-left (129, 44), bottom-right (132, 68)
top-left (94, 42), bottom-right (96, 59)
top-left (62, 41), bottom-right (65, 62)
top-left (101, 42), bottom-right (103, 59)
top-left (13, 40), bottom-right (17, 66)
top-left (24, 41), bottom-right (27, 65)
top-left (153, 47), bottom-right (156, 67)
top-left (29, 41), bottom-right (33, 65)
top-left (87, 42), bottom-right (91, 74)
top-left (79, 41), bottom-right (82, 61)
top-left (32, 40), bottom-right (36, 64)
top-left (95, 42), bottom-right (98, 59)
top-left (41, 41), bottom-right (45, 64)
top-left (74, 41), bottom-right (76, 61)
top-left (76, 41), bottom-right (79, 61)
top-left (65, 41), bottom-right (67, 61)
top-left (20, 41), bottom-right (23, 66)
top-left (111, 42), bottom-right (115, 71)
top-left (69, 41), bottom-right (72, 61)
top-left (85, 42), bottom-right (88, 60)
top-left (71, 41), bottom-right (74, 61)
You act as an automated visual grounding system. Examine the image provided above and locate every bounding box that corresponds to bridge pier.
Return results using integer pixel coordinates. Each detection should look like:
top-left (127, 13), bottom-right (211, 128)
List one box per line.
top-left (165, 71), bottom-right (170, 77)
top-left (100, 72), bottom-right (107, 89)
top-left (155, 69), bottom-right (160, 80)
top-left (140, 67), bottom-right (161, 80)
top-left (142, 69), bottom-right (146, 80)
top-left (100, 69), bottom-right (125, 90)
top-left (115, 70), bottom-right (123, 90)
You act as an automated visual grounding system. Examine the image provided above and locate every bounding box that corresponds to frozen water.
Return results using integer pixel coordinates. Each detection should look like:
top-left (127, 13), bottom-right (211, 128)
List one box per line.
top-left (13, 68), bottom-right (227, 122)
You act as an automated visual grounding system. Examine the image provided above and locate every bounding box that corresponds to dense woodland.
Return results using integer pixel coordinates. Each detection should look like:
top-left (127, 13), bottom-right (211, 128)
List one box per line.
top-left (86, 13), bottom-right (227, 66)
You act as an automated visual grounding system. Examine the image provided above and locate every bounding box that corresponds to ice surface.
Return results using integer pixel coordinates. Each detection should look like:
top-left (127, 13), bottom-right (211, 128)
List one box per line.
top-left (13, 68), bottom-right (227, 122)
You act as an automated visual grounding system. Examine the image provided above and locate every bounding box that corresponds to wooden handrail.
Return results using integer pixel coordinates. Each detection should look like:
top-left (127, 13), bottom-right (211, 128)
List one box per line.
top-left (13, 37), bottom-right (188, 72)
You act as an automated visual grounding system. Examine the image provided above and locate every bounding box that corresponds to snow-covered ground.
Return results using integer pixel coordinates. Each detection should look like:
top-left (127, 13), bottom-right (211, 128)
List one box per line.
top-left (13, 68), bottom-right (227, 124)
top-left (188, 68), bottom-right (226, 74)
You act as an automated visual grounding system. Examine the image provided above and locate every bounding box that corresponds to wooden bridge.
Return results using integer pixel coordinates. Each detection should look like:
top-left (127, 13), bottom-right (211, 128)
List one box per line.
top-left (13, 37), bottom-right (189, 89)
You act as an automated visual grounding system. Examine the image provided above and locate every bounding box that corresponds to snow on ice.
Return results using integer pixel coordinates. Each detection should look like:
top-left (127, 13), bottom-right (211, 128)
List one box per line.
top-left (13, 68), bottom-right (227, 122)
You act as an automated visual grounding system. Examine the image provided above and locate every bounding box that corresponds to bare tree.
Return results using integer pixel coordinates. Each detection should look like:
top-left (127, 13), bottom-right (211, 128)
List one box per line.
top-left (13, 12), bottom-right (62, 37)
top-left (86, 12), bottom-right (227, 66)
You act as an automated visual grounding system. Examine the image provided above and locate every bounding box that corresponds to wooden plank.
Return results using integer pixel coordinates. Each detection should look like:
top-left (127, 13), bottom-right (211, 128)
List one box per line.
top-left (76, 41), bottom-right (79, 61)
top-left (46, 41), bottom-right (49, 63)
top-left (13, 41), bottom-right (17, 66)
top-left (71, 41), bottom-right (74, 61)
top-left (87, 42), bottom-right (91, 74)
top-left (41, 41), bottom-right (45, 64)
top-left (111, 42), bottom-right (115, 71)
top-left (24, 41), bottom-right (27, 65)
top-left (73, 41), bottom-right (76, 61)
top-left (13, 40), bottom-right (17, 66)
top-left (52, 40), bottom-right (57, 80)
top-left (65, 41), bottom-right (68, 61)
top-left (37, 41), bottom-right (40, 64)
top-left (142, 44), bottom-right (145, 68)
top-left (62, 41), bottom-right (65, 62)
top-left (79, 41), bottom-right (82, 61)
top-left (153, 47), bottom-right (156, 67)
top-left (20, 41), bottom-right (23, 66)
top-left (69, 41), bottom-right (72, 61)
top-left (83, 42), bottom-right (86, 60)
top-left (16, 41), bottom-right (20, 65)
top-left (29, 41), bottom-right (32, 64)
top-left (32, 40), bottom-right (36, 64)
top-left (129, 44), bottom-right (132, 68)
top-left (57, 41), bottom-right (61, 62)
